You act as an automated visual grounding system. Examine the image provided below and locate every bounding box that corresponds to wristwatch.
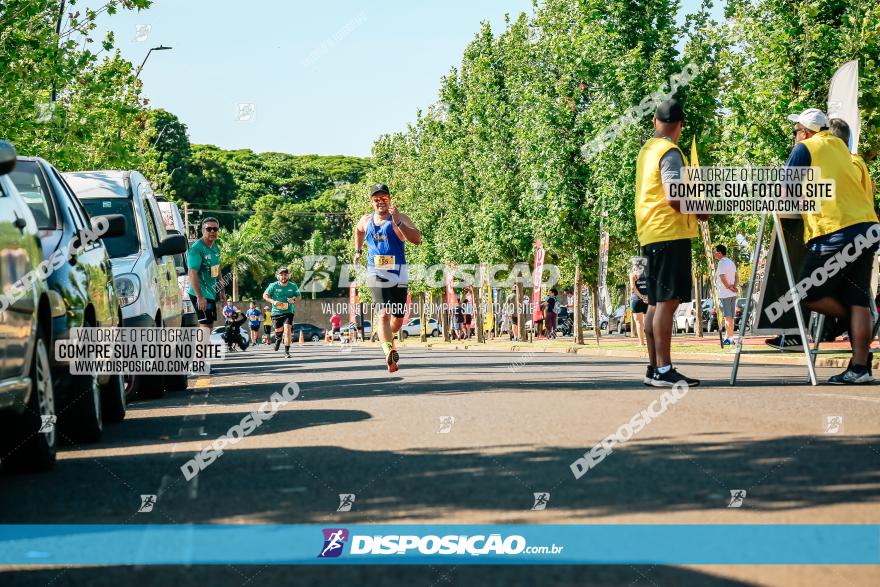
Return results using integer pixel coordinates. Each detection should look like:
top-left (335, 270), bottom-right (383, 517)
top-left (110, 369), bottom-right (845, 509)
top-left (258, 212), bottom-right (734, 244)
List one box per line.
top-left (395, 219), bottom-right (403, 227)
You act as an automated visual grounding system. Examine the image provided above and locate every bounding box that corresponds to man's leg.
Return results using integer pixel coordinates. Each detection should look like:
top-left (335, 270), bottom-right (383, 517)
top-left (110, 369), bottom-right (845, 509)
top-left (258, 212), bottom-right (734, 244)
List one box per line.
top-left (725, 316), bottom-right (734, 340)
top-left (848, 305), bottom-right (872, 366)
top-left (652, 299), bottom-right (680, 368)
top-left (644, 305), bottom-right (657, 367)
top-left (283, 321), bottom-right (292, 355)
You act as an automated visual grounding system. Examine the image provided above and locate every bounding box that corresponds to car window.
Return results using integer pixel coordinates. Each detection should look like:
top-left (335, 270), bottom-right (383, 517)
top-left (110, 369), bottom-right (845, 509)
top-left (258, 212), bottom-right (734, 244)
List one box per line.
top-left (81, 198), bottom-right (140, 258)
top-left (141, 195), bottom-right (160, 249)
top-left (43, 166), bottom-right (89, 231)
top-left (9, 161), bottom-right (56, 229)
top-left (53, 169), bottom-right (92, 228)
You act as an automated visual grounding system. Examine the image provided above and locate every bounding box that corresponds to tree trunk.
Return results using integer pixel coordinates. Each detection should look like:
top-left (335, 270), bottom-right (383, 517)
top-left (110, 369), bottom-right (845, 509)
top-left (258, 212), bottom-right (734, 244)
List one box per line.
top-left (591, 283), bottom-right (601, 343)
top-left (232, 267), bottom-right (238, 302)
top-left (420, 291), bottom-right (427, 342)
top-left (694, 268), bottom-right (704, 338)
top-left (574, 265), bottom-right (584, 345)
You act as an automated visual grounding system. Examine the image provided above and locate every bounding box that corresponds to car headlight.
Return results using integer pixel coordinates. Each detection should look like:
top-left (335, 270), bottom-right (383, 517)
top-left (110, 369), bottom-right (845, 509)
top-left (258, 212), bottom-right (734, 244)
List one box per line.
top-left (114, 273), bottom-right (140, 307)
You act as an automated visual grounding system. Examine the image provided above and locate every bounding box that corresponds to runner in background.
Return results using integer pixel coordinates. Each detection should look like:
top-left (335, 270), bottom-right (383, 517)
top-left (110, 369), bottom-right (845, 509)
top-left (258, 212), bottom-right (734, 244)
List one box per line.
top-left (353, 184), bottom-right (422, 373)
top-left (328, 313), bottom-right (342, 342)
top-left (262, 306), bottom-right (272, 345)
top-left (246, 302), bottom-right (262, 346)
top-left (263, 268), bottom-right (301, 359)
top-left (187, 217), bottom-right (224, 374)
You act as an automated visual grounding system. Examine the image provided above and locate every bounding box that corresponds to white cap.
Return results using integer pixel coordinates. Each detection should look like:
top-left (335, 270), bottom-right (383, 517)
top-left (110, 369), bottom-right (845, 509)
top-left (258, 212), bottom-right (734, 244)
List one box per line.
top-left (787, 108), bottom-right (829, 132)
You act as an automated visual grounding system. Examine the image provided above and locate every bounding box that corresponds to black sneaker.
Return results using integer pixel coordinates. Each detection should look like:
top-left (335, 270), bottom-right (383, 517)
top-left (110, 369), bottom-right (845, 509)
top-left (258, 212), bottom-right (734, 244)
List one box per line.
top-left (651, 367), bottom-right (700, 388)
top-left (284, 351), bottom-right (291, 359)
top-left (643, 366), bottom-right (655, 386)
top-left (274, 338), bottom-right (282, 352)
top-left (765, 334), bottom-right (803, 351)
top-left (829, 363), bottom-right (875, 385)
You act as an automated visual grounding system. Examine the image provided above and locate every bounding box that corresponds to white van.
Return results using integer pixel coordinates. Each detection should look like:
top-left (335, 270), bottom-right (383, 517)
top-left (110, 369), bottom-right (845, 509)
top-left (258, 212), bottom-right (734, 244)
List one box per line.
top-left (156, 197), bottom-right (197, 326)
top-left (65, 171), bottom-right (189, 398)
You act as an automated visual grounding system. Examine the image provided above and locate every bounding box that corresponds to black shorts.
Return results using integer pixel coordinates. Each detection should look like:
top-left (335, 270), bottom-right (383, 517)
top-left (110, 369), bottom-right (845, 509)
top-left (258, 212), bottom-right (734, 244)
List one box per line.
top-left (630, 298), bottom-right (649, 314)
top-left (370, 283), bottom-right (409, 318)
top-left (263, 325), bottom-right (272, 334)
top-left (642, 238), bottom-right (692, 305)
top-left (273, 314), bottom-right (295, 329)
top-left (190, 295), bottom-right (218, 325)
top-left (464, 314), bottom-right (473, 325)
top-left (799, 245), bottom-right (875, 307)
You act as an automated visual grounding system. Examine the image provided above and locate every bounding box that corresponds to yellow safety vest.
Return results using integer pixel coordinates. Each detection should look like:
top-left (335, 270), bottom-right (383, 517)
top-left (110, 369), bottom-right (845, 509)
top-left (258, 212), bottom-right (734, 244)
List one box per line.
top-left (635, 137), bottom-right (698, 246)
top-left (852, 153), bottom-right (874, 205)
top-left (800, 131), bottom-right (878, 242)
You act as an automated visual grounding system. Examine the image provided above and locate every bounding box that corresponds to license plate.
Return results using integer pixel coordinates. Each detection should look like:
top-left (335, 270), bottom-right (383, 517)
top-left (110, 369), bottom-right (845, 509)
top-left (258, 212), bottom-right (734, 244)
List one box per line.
top-left (375, 255), bottom-right (395, 269)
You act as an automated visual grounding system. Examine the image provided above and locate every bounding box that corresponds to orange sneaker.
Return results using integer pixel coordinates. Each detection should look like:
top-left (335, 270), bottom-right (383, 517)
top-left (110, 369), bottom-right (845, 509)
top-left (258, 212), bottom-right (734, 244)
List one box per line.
top-left (386, 349), bottom-right (400, 373)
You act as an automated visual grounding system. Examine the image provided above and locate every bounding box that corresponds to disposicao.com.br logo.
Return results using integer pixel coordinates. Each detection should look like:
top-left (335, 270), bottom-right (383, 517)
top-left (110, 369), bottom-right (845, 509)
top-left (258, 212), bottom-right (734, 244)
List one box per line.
top-left (317, 529), bottom-right (564, 558)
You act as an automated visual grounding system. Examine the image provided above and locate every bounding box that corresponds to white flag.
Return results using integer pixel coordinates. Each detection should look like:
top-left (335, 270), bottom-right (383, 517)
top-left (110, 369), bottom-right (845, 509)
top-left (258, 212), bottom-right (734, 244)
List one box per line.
top-left (827, 60), bottom-right (860, 153)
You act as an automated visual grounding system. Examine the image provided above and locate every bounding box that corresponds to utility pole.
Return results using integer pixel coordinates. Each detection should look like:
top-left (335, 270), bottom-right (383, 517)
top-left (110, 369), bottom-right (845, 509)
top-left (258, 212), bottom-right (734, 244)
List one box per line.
top-left (183, 202), bottom-right (190, 241)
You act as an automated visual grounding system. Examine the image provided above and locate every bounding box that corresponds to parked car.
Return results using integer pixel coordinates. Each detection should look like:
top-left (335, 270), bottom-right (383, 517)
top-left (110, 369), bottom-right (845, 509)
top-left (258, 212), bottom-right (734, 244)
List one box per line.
top-left (293, 323), bottom-right (324, 342)
top-left (65, 171), bottom-right (189, 399)
top-left (10, 157), bottom-right (128, 440)
top-left (155, 196), bottom-right (197, 327)
top-left (400, 317), bottom-right (441, 339)
top-left (340, 320), bottom-right (371, 340)
top-left (607, 304), bottom-right (631, 334)
top-left (701, 298), bottom-right (719, 332)
top-left (674, 302), bottom-right (697, 333)
top-left (0, 142), bottom-right (57, 471)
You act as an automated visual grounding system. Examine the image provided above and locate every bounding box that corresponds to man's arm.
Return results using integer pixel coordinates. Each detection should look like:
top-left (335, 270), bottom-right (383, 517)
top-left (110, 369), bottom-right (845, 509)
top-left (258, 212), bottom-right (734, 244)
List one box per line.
top-left (353, 214), bottom-right (368, 263)
top-left (262, 285), bottom-right (276, 305)
top-left (392, 213), bottom-right (422, 245)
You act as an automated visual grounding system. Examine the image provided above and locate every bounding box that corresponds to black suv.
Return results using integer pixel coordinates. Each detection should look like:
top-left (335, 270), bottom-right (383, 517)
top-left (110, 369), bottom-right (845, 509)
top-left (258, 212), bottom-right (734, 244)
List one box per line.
top-left (10, 157), bottom-right (126, 442)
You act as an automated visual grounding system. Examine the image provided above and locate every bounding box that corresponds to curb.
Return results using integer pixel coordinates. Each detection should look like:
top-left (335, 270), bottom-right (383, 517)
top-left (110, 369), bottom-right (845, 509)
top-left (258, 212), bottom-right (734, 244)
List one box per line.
top-left (358, 341), bottom-right (868, 369)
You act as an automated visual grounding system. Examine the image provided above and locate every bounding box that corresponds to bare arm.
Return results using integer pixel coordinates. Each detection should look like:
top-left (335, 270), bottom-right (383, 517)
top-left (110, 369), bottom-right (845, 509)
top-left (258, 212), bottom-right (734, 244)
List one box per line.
top-left (353, 214), bottom-right (368, 263)
top-left (189, 269), bottom-right (203, 299)
top-left (392, 213), bottom-right (422, 245)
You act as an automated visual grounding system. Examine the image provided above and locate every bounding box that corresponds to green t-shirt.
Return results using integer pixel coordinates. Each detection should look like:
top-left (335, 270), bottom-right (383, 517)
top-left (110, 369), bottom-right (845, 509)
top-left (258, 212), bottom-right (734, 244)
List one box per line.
top-left (187, 239), bottom-right (221, 300)
top-left (264, 281), bottom-right (301, 316)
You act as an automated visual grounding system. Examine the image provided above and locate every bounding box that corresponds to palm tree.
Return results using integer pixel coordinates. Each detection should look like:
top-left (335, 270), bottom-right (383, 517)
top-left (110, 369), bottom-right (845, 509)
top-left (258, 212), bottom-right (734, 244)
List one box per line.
top-left (218, 226), bottom-right (271, 301)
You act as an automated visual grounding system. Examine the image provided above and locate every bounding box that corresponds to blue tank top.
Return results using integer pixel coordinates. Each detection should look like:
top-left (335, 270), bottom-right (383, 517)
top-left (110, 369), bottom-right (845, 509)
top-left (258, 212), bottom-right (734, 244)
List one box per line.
top-left (366, 214), bottom-right (407, 284)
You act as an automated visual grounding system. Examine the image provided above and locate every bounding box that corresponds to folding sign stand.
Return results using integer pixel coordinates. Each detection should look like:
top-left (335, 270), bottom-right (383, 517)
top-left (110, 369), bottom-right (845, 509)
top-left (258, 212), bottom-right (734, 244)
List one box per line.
top-left (730, 212), bottom-right (817, 385)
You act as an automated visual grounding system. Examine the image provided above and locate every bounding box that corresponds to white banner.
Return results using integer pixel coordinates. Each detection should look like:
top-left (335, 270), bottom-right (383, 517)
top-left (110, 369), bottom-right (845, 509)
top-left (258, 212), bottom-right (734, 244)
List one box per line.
top-left (828, 60), bottom-right (860, 153)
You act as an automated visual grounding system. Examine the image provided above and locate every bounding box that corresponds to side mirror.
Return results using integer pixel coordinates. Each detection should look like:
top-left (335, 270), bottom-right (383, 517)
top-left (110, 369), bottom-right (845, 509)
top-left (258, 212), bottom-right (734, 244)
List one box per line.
top-left (91, 214), bottom-right (126, 238)
top-left (0, 141), bottom-right (17, 176)
top-left (155, 233), bottom-right (188, 258)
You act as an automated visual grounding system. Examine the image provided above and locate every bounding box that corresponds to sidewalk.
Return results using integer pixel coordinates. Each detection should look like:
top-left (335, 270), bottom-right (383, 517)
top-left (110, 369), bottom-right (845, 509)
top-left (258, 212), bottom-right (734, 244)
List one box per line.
top-left (376, 333), bottom-right (873, 369)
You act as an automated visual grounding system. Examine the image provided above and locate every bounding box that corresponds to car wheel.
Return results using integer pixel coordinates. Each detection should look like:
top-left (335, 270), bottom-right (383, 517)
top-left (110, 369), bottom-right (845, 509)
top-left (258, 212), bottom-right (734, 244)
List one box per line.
top-left (431, 329), bottom-right (439, 337)
top-left (101, 374), bottom-right (127, 423)
top-left (1, 326), bottom-right (57, 472)
top-left (139, 319), bottom-right (166, 400)
top-left (310, 334), bottom-right (320, 343)
top-left (164, 373), bottom-right (189, 393)
top-left (63, 320), bottom-right (103, 443)
top-left (238, 338), bottom-right (250, 351)
top-left (399, 330), bottom-right (408, 341)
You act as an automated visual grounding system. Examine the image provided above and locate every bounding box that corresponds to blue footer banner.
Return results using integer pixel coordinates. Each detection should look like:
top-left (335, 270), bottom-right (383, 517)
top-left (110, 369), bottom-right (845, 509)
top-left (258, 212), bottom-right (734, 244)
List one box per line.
top-left (0, 525), bottom-right (878, 565)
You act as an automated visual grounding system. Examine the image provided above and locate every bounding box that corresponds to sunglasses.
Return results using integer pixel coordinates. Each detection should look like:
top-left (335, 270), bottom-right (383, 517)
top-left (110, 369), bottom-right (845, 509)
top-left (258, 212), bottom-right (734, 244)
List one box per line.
top-left (372, 195), bottom-right (389, 203)
top-left (204, 226), bottom-right (219, 232)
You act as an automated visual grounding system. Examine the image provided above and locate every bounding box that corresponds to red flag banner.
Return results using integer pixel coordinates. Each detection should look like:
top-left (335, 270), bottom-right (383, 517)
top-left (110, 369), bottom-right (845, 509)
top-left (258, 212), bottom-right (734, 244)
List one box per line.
top-left (532, 239), bottom-right (545, 322)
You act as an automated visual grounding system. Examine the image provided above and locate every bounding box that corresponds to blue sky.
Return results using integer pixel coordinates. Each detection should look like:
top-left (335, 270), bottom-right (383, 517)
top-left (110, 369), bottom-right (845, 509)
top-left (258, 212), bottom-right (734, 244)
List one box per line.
top-left (95, 0), bottom-right (714, 157)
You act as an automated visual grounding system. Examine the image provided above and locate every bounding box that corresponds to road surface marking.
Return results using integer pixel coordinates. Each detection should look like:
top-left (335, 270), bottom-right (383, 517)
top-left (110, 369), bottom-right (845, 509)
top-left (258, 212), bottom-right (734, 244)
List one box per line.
top-left (194, 377), bottom-right (211, 389)
top-left (807, 393), bottom-right (880, 404)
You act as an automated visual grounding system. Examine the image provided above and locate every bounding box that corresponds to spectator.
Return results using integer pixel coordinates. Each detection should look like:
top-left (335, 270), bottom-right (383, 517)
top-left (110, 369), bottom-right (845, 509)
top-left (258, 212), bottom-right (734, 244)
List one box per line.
top-left (714, 244), bottom-right (738, 345)
top-left (629, 259), bottom-right (649, 346)
top-left (543, 288), bottom-right (559, 339)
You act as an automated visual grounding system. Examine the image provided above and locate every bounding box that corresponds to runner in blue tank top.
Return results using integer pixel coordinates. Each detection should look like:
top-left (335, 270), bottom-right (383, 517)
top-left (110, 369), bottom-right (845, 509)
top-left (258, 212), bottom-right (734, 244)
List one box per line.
top-left (354, 184), bottom-right (422, 373)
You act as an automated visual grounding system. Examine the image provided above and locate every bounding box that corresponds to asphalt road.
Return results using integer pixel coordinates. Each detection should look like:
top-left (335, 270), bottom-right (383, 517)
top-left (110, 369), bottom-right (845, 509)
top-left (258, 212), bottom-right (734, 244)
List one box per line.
top-left (2, 342), bottom-right (879, 586)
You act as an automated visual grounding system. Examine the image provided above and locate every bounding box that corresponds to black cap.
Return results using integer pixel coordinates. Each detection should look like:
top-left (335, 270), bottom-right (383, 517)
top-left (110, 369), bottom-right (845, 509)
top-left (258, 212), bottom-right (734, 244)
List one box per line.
top-left (370, 183), bottom-right (390, 197)
top-left (655, 98), bottom-right (684, 123)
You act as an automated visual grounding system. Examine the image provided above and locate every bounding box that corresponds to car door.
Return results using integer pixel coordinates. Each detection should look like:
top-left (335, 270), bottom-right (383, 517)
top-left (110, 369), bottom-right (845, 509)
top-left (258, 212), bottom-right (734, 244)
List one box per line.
top-left (142, 190), bottom-right (180, 325)
top-left (0, 175), bottom-right (40, 379)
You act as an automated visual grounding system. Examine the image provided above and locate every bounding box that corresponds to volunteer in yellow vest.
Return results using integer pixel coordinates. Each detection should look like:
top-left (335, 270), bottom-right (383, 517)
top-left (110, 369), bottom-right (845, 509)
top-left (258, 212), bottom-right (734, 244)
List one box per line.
top-left (829, 118), bottom-right (874, 207)
top-left (786, 108), bottom-right (879, 384)
top-left (635, 99), bottom-right (703, 388)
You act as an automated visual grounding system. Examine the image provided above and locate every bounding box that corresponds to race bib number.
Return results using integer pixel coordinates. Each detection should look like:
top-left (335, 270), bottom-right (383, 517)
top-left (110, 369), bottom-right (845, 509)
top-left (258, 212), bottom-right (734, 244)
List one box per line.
top-left (375, 255), bottom-right (395, 269)
top-left (275, 302), bottom-right (289, 310)
top-left (210, 264), bottom-right (220, 278)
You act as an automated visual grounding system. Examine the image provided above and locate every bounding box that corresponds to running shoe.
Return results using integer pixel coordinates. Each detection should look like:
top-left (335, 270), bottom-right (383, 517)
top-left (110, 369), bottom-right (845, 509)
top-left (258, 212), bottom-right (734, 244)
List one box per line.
top-left (274, 338), bottom-right (282, 352)
top-left (643, 366), bottom-right (655, 386)
top-left (651, 368), bottom-right (700, 387)
top-left (722, 338), bottom-right (733, 346)
top-left (829, 364), bottom-right (875, 385)
top-left (765, 334), bottom-right (803, 351)
top-left (387, 349), bottom-right (400, 373)
top-left (284, 351), bottom-right (291, 359)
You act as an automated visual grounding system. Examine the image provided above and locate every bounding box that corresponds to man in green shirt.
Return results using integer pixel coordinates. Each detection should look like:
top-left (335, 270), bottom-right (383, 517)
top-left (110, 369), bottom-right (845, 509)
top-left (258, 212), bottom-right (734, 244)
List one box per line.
top-left (187, 217), bottom-right (224, 324)
top-left (262, 267), bottom-right (301, 358)
top-left (188, 217), bottom-right (224, 374)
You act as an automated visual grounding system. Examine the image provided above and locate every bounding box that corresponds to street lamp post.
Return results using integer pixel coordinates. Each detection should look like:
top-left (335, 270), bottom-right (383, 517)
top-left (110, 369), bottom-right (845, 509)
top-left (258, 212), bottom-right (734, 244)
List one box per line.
top-left (136, 45), bottom-right (173, 78)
